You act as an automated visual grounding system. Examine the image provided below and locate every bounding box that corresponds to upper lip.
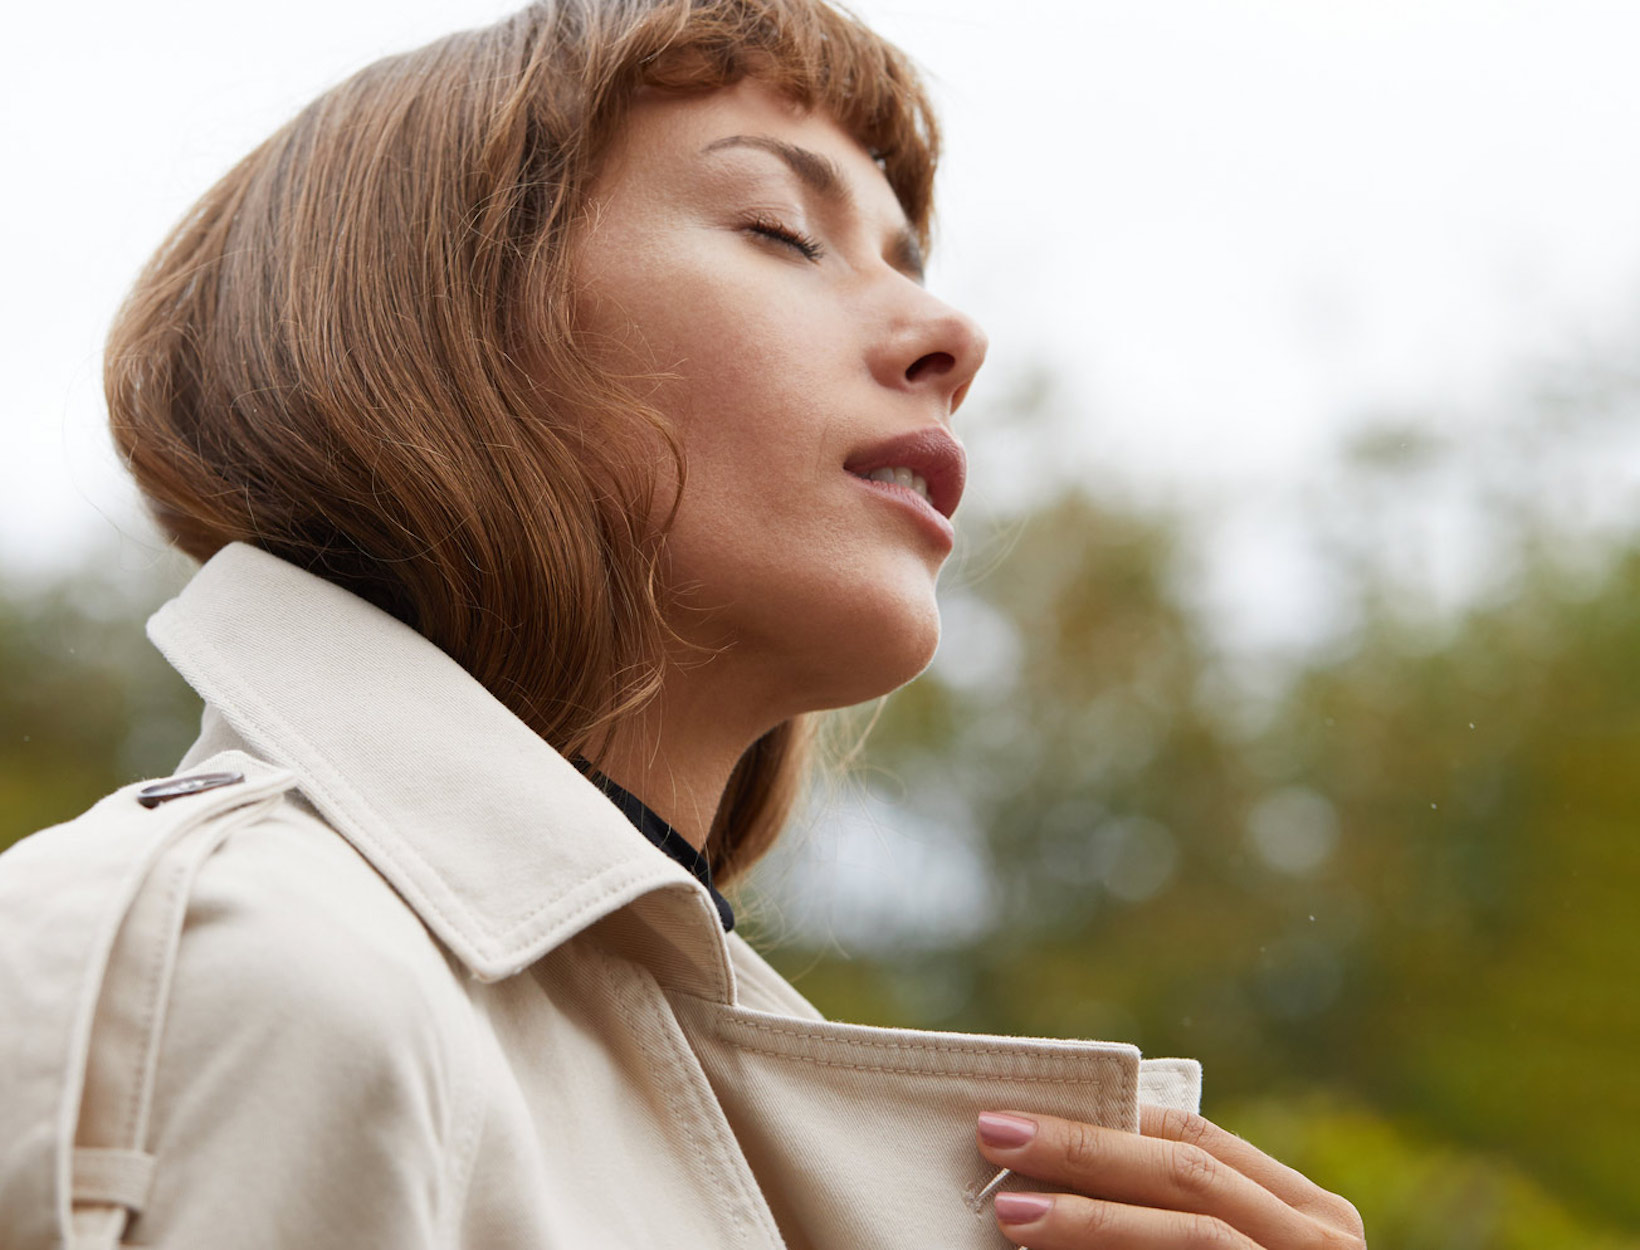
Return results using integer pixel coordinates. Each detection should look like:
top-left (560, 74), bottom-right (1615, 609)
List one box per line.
top-left (843, 427), bottom-right (967, 520)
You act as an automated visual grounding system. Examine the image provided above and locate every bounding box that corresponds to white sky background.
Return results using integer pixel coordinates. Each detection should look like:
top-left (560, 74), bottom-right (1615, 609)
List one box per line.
top-left (4, 0), bottom-right (1640, 653)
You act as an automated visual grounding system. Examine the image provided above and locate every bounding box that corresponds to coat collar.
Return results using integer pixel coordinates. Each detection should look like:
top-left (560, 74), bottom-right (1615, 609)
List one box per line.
top-left (147, 542), bottom-right (734, 992)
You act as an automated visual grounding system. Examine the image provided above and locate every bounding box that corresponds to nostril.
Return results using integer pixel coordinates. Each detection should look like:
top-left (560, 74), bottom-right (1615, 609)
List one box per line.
top-left (905, 350), bottom-right (955, 384)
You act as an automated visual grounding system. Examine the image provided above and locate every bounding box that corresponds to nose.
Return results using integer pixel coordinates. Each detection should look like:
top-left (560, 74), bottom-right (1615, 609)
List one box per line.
top-left (871, 286), bottom-right (989, 419)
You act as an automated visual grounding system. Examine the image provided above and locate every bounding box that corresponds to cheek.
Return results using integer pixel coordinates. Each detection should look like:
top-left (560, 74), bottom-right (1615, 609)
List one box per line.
top-left (648, 293), bottom-right (849, 509)
top-left (673, 286), bottom-right (841, 396)
top-left (580, 228), bottom-right (798, 362)
top-left (576, 236), bottom-right (943, 678)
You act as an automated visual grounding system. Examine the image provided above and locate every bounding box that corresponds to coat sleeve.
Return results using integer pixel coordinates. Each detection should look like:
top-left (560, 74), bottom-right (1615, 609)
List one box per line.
top-left (0, 757), bottom-right (481, 1250)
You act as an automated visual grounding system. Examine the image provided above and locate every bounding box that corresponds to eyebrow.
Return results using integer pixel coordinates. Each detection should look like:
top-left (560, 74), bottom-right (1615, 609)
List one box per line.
top-left (700, 133), bottom-right (926, 282)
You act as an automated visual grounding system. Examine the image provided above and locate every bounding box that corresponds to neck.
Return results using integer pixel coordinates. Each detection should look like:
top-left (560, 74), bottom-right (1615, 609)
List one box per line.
top-left (590, 662), bottom-right (777, 853)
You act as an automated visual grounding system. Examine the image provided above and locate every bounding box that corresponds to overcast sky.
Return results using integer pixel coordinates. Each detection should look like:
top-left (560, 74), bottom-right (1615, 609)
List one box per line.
top-left (5, 0), bottom-right (1640, 644)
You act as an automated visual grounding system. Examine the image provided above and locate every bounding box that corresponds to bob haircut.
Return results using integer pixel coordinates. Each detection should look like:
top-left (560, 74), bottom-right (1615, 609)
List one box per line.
top-left (105, 0), bottom-right (940, 885)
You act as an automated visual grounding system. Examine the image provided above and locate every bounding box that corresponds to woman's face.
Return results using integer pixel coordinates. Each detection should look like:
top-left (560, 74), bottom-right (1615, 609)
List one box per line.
top-left (572, 79), bottom-right (987, 717)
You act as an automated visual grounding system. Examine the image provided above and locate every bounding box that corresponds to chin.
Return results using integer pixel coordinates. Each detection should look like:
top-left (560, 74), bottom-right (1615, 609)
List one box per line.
top-left (798, 584), bottom-right (944, 711)
top-left (681, 551), bottom-right (948, 716)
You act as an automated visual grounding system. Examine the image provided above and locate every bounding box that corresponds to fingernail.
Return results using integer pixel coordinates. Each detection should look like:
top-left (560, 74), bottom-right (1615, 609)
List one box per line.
top-left (977, 1111), bottom-right (1039, 1149)
top-left (994, 1193), bottom-right (1054, 1225)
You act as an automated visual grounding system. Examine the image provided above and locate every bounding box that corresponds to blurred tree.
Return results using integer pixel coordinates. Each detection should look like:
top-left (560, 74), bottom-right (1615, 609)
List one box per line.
top-left (3, 473), bottom-right (1635, 1243)
top-left (1223, 1091), bottom-right (1640, 1250)
top-left (0, 555), bottom-right (200, 854)
top-left (750, 490), bottom-right (1640, 1243)
top-left (1270, 542), bottom-right (1640, 1225)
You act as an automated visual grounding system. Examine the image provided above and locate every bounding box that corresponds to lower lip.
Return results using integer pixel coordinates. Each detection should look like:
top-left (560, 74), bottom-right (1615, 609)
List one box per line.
top-left (848, 474), bottom-right (956, 551)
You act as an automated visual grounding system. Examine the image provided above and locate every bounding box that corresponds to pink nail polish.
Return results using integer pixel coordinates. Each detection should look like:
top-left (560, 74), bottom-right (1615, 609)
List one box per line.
top-left (994, 1193), bottom-right (1053, 1225)
top-left (977, 1111), bottom-right (1039, 1149)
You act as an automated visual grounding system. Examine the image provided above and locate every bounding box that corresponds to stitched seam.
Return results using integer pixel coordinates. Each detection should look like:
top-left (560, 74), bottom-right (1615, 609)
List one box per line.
top-left (657, 1010), bottom-right (758, 1249)
top-left (620, 957), bottom-right (724, 1243)
top-left (593, 945), bottom-right (762, 1249)
top-left (115, 854), bottom-right (188, 1147)
top-left (596, 948), bottom-right (715, 1239)
top-left (722, 943), bottom-right (786, 1014)
top-left (110, 779), bottom-right (280, 1147)
top-left (485, 872), bottom-right (688, 959)
top-left (712, 1044), bottom-right (1135, 1082)
top-left (713, 1017), bottom-right (1129, 1062)
top-left (120, 790), bottom-right (283, 1152)
top-left (52, 764), bottom-right (291, 1235)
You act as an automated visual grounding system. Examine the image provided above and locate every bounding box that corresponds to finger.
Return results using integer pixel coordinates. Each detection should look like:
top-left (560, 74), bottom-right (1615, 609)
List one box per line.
top-left (1140, 1106), bottom-right (1363, 1234)
top-left (990, 1191), bottom-right (1261, 1250)
top-left (976, 1111), bottom-right (1335, 1248)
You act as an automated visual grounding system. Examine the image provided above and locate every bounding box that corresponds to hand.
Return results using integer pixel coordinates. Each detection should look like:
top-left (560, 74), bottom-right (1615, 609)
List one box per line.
top-left (975, 1106), bottom-right (1366, 1248)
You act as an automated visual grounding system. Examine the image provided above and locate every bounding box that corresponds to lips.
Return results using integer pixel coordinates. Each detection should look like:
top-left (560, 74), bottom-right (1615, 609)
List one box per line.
top-left (843, 427), bottom-right (967, 521)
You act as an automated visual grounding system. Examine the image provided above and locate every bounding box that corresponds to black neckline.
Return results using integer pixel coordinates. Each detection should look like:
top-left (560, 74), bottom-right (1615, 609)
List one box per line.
top-left (571, 760), bottom-right (734, 932)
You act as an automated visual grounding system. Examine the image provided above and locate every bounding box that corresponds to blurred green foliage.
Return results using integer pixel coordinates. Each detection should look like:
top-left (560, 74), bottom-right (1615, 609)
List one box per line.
top-left (750, 490), bottom-right (1640, 1244)
top-left (3, 474), bottom-right (1636, 1244)
top-left (0, 559), bottom-right (200, 851)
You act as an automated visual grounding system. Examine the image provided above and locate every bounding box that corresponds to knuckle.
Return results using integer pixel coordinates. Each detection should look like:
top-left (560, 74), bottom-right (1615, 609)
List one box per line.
top-left (1311, 1193), bottom-right (1366, 1242)
top-left (1166, 1142), bottom-right (1221, 1202)
top-left (1070, 1198), bottom-right (1118, 1241)
top-left (1157, 1106), bottom-right (1215, 1150)
top-left (1179, 1111), bottom-right (1216, 1150)
top-left (1061, 1121), bottom-right (1105, 1173)
top-left (1185, 1214), bottom-right (1245, 1249)
top-left (1337, 1198), bottom-right (1367, 1241)
top-left (1323, 1210), bottom-right (1368, 1248)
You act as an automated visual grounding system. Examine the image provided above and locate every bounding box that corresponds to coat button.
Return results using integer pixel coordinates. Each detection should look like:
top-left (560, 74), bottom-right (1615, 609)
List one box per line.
top-left (136, 771), bottom-right (246, 809)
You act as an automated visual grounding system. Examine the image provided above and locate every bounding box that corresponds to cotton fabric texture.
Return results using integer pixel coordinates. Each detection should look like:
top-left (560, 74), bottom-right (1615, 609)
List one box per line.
top-left (0, 543), bottom-right (1202, 1249)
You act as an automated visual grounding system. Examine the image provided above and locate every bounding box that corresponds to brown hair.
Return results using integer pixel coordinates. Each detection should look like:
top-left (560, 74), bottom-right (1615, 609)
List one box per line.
top-left (104, 0), bottom-right (939, 884)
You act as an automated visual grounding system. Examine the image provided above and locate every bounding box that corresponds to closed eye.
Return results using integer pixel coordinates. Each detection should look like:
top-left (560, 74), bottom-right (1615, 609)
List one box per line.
top-left (744, 214), bottom-right (824, 262)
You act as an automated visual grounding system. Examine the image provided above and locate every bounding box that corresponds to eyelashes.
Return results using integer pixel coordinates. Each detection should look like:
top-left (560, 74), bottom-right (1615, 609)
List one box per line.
top-left (743, 212), bottom-right (824, 262)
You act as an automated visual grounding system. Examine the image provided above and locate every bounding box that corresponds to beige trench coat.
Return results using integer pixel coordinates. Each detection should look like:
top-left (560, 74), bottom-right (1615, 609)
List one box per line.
top-left (0, 543), bottom-right (1202, 1249)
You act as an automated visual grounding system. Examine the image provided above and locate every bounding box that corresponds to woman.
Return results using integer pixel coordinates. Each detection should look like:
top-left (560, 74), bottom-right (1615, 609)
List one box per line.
top-left (0, 1), bottom-right (1366, 1246)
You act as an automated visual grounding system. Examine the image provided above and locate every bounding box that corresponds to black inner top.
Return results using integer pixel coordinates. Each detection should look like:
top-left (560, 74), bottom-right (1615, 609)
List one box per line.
top-left (573, 760), bottom-right (735, 932)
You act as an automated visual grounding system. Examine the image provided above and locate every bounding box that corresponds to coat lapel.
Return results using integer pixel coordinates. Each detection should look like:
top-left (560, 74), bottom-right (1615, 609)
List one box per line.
top-left (666, 992), bottom-right (1198, 1250)
top-left (147, 543), bottom-right (1204, 1250)
top-left (146, 543), bottom-right (730, 990)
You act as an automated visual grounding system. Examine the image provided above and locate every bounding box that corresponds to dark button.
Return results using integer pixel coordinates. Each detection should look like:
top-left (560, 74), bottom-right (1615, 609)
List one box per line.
top-left (136, 771), bottom-right (246, 809)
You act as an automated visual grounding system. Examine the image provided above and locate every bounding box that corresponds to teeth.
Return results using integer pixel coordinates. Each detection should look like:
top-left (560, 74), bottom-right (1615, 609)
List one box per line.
top-left (863, 466), bottom-right (932, 504)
